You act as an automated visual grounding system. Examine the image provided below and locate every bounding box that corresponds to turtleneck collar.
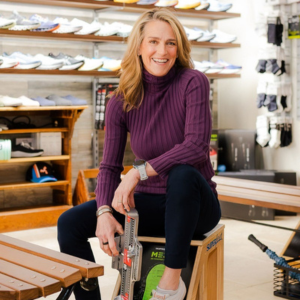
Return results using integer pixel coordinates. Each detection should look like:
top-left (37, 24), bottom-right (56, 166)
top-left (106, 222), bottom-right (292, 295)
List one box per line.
top-left (142, 66), bottom-right (177, 93)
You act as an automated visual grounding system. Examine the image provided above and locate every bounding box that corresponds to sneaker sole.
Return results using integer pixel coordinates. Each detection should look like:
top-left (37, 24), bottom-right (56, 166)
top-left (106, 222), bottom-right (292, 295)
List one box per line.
top-left (9, 24), bottom-right (40, 31)
top-left (11, 151), bottom-right (44, 157)
top-left (37, 63), bottom-right (64, 70)
top-left (0, 62), bottom-right (19, 69)
top-left (53, 26), bottom-right (82, 34)
top-left (15, 62), bottom-right (42, 70)
top-left (59, 62), bottom-right (84, 70)
top-left (31, 24), bottom-right (60, 32)
top-left (0, 22), bottom-right (16, 29)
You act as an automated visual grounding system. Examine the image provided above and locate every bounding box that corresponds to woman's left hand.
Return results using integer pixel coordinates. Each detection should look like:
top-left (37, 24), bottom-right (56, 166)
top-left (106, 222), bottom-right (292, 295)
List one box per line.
top-left (112, 168), bottom-right (140, 215)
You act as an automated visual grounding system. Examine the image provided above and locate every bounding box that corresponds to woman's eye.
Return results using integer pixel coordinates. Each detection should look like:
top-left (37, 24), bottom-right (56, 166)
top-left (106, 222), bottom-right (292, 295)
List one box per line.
top-left (150, 40), bottom-right (157, 44)
top-left (168, 42), bottom-right (176, 46)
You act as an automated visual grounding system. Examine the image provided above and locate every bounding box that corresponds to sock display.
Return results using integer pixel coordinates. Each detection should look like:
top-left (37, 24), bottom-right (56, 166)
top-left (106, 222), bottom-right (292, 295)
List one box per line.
top-left (256, 115), bottom-right (270, 147)
top-left (256, 81), bottom-right (267, 108)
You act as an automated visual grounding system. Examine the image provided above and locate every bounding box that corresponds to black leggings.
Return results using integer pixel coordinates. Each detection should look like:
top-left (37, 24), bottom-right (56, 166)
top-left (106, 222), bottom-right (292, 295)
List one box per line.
top-left (57, 165), bottom-right (221, 300)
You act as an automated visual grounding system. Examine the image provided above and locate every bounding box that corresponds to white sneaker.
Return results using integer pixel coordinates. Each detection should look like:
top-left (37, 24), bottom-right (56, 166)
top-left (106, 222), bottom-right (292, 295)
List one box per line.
top-left (206, 0), bottom-right (232, 12)
top-left (0, 56), bottom-right (19, 69)
top-left (95, 22), bottom-right (120, 36)
top-left (117, 23), bottom-right (133, 38)
top-left (201, 60), bottom-right (223, 73)
top-left (3, 52), bottom-right (42, 69)
top-left (52, 17), bottom-right (83, 34)
top-left (30, 54), bottom-right (64, 70)
top-left (0, 17), bottom-right (16, 29)
top-left (210, 29), bottom-right (236, 43)
top-left (155, 0), bottom-right (178, 7)
top-left (150, 278), bottom-right (186, 300)
top-left (75, 55), bottom-right (104, 71)
top-left (8, 11), bottom-right (40, 31)
top-left (0, 95), bottom-right (22, 107)
top-left (193, 60), bottom-right (210, 73)
top-left (183, 26), bottom-right (202, 41)
top-left (99, 57), bottom-right (122, 71)
top-left (194, 28), bottom-right (216, 42)
top-left (175, 0), bottom-right (201, 9)
top-left (18, 96), bottom-right (40, 107)
top-left (70, 18), bottom-right (101, 35)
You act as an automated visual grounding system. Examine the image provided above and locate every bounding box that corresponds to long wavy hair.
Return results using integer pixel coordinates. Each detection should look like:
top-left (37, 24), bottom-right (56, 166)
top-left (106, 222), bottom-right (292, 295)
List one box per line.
top-left (114, 8), bottom-right (194, 112)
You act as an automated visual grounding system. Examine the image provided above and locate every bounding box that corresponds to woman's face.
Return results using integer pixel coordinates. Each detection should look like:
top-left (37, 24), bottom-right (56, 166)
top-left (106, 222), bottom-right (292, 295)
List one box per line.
top-left (139, 20), bottom-right (178, 77)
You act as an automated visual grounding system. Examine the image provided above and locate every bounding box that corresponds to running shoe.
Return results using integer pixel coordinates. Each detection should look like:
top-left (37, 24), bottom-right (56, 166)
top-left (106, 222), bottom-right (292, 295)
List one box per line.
top-left (62, 95), bottom-right (88, 105)
top-left (137, 0), bottom-right (158, 4)
top-left (114, 0), bottom-right (139, 3)
top-left (184, 26), bottom-right (203, 41)
top-left (205, 0), bottom-right (232, 12)
top-left (210, 29), bottom-right (237, 43)
top-left (29, 14), bottom-right (60, 32)
top-left (48, 53), bottom-right (84, 70)
top-left (0, 56), bottom-right (19, 69)
top-left (75, 55), bottom-right (104, 71)
top-left (52, 17), bottom-right (83, 34)
top-left (18, 95), bottom-right (40, 106)
top-left (216, 59), bottom-right (242, 74)
top-left (155, 0), bottom-right (178, 7)
top-left (8, 11), bottom-right (40, 31)
top-left (70, 18), bottom-right (101, 35)
top-left (95, 22), bottom-right (120, 36)
top-left (201, 60), bottom-right (223, 73)
top-left (3, 52), bottom-right (42, 69)
top-left (0, 17), bottom-right (16, 29)
top-left (11, 142), bottom-right (43, 158)
top-left (193, 28), bottom-right (216, 42)
top-left (0, 95), bottom-right (22, 107)
top-left (175, 0), bottom-right (201, 9)
top-left (195, 2), bottom-right (210, 10)
top-left (193, 60), bottom-right (210, 73)
top-left (99, 57), bottom-right (122, 71)
top-left (28, 54), bottom-right (64, 70)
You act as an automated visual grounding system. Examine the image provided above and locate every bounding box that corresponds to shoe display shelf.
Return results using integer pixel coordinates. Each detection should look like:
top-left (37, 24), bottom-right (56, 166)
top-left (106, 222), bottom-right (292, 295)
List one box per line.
top-left (0, 29), bottom-right (241, 50)
top-left (0, 105), bottom-right (87, 233)
top-left (0, 68), bottom-right (240, 79)
top-left (5, 0), bottom-right (240, 20)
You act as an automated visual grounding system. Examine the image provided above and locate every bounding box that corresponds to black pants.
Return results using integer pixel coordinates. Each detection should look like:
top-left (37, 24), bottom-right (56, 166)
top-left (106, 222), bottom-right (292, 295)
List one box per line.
top-left (57, 165), bottom-right (221, 300)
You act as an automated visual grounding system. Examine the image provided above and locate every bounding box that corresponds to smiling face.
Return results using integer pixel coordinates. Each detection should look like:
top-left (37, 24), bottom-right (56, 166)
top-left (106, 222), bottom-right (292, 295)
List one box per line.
top-left (139, 20), bottom-right (178, 77)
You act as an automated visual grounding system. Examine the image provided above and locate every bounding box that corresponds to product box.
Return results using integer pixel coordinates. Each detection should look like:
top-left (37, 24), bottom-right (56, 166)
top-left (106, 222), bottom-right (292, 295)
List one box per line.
top-left (32, 132), bottom-right (62, 156)
top-left (15, 137), bottom-right (34, 147)
top-left (218, 129), bottom-right (256, 172)
top-left (133, 242), bottom-right (197, 300)
top-left (0, 139), bottom-right (11, 161)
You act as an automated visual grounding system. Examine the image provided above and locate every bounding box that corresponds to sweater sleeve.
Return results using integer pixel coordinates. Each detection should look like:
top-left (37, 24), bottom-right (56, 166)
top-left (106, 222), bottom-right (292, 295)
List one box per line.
top-left (94, 96), bottom-right (127, 208)
top-left (148, 71), bottom-right (211, 179)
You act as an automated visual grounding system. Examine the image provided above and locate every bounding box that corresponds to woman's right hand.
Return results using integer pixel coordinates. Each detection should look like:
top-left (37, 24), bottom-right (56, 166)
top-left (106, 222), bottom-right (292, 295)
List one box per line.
top-left (96, 212), bottom-right (124, 257)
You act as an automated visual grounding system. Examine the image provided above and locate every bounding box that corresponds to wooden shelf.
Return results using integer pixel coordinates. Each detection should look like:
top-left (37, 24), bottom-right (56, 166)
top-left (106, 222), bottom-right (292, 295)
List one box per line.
top-left (0, 180), bottom-right (69, 191)
top-left (4, 0), bottom-right (240, 20)
top-left (0, 205), bottom-right (71, 233)
top-left (0, 106), bottom-right (88, 111)
top-left (0, 30), bottom-right (240, 49)
top-left (0, 127), bottom-right (68, 134)
top-left (0, 155), bottom-right (70, 164)
top-left (0, 69), bottom-right (118, 77)
top-left (0, 69), bottom-right (239, 79)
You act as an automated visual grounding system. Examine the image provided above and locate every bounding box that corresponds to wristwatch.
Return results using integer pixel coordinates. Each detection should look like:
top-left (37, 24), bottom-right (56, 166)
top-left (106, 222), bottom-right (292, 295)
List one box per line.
top-left (133, 159), bottom-right (148, 181)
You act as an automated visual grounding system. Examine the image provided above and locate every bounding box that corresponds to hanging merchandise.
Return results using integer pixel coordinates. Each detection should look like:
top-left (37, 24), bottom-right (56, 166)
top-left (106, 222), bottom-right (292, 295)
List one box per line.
top-left (288, 15), bottom-right (300, 39)
top-left (269, 117), bottom-right (281, 148)
top-left (279, 117), bottom-right (292, 147)
top-left (256, 115), bottom-right (270, 147)
top-left (94, 83), bottom-right (118, 130)
top-left (267, 16), bottom-right (284, 46)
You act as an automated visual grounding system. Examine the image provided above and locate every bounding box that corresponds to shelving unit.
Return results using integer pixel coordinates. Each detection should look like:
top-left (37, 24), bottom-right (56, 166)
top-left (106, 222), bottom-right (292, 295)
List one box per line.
top-left (0, 0), bottom-right (241, 232)
top-left (0, 106), bottom-right (87, 232)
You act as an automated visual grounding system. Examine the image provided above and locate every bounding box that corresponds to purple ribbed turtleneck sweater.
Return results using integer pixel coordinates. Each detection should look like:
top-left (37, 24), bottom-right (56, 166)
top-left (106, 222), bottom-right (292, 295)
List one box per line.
top-left (95, 66), bottom-right (217, 208)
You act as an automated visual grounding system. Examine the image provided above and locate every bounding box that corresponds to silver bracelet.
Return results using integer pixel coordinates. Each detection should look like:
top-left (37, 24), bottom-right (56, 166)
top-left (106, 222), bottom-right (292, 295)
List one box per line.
top-left (96, 207), bottom-right (113, 218)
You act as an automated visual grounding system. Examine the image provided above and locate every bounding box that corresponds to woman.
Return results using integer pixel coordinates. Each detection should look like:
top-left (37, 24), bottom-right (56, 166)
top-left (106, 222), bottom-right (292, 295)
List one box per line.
top-left (58, 8), bottom-right (221, 300)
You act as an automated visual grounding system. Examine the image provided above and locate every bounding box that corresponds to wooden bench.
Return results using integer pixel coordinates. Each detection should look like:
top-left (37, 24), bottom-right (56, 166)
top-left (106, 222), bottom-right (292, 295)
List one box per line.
top-left (213, 176), bottom-right (300, 213)
top-left (0, 234), bottom-right (103, 300)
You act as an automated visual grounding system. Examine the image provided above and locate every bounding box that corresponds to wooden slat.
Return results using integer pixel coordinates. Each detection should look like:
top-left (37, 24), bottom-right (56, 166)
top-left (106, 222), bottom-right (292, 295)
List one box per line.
top-left (0, 245), bottom-right (81, 288)
top-left (3, 0), bottom-right (241, 20)
top-left (0, 156), bottom-right (70, 164)
top-left (0, 284), bottom-right (16, 300)
top-left (0, 128), bottom-right (68, 134)
top-left (0, 259), bottom-right (61, 297)
top-left (0, 205), bottom-right (70, 233)
top-left (0, 273), bottom-right (39, 300)
top-left (0, 181), bottom-right (69, 191)
top-left (0, 106), bottom-right (87, 112)
top-left (0, 234), bottom-right (104, 279)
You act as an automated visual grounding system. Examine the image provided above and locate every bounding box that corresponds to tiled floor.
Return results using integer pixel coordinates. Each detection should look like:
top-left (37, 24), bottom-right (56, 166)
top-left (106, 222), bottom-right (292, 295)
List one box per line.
top-left (4, 214), bottom-right (300, 300)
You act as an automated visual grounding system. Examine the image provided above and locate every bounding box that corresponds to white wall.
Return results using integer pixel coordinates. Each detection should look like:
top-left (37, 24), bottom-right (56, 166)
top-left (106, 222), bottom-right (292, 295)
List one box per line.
top-left (217, 0), bottom-right (300, 183)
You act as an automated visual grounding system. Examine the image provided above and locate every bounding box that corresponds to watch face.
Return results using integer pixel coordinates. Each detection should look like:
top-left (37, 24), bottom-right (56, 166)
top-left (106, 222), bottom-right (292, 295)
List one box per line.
top-left (134, 159), bottom-right (146, 166)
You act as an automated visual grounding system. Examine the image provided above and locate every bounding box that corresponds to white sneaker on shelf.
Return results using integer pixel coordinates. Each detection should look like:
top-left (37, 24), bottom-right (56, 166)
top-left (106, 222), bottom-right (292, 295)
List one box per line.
top-left (193, 60), bottom-right (210, 73)
top-left (183, 26), bottom-right (203, 41)
top-left (0, 95), bottom-right (22, 107)
top-left (70, 18), bottom-right (101, 35)
top-left (194, 28), bottom-right (216, 42)
top-left (205, 0), bottom-right (232, 12)
top-left (99, 57), bottom-right (122, 71)
top-left (0, 56), bottom-right (19, 69)
top-left (75, 55), bottom-right (104, 71)
top-left (216, 59), bottom-right (242, 74)
top-left (52, 17), bottom-right (83, 34)
top-left (18, 95), bottom-right (40, 106)
top-left (210, 29), bottom-right (237, 43)
top-left (201, 60), bottom-right (223, 73)
top-left (29, 54), bottom-right (64, 70)
top-left (3, 52), bottom-right (42, 69)
top-left (0, 17), bottom-right (16, 29)
top-left (95, 22), bottom-right (120, 36)
top-left (8, 11), bottom-right (40, 31)
top-left (175, 0), bottom-right (201, 9)
top-left (155, 0), bottom-right (178, 7)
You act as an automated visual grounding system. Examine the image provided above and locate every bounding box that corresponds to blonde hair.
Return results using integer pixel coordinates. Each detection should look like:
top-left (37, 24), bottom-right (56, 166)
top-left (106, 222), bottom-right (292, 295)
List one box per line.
top-left (114, 8), bottom-right (193, 112)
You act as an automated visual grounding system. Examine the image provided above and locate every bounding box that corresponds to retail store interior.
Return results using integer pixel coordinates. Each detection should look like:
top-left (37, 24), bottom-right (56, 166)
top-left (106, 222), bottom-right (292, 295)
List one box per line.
top-left (1, 0), bottom-right (300, 299)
